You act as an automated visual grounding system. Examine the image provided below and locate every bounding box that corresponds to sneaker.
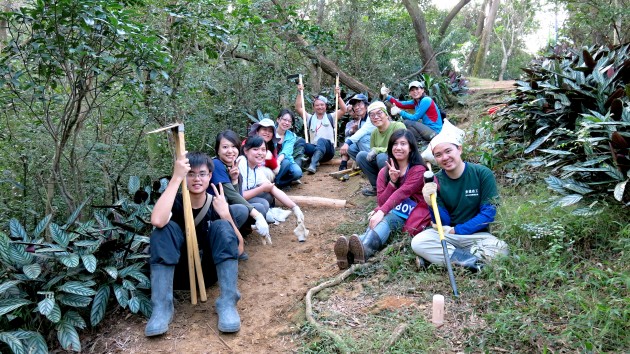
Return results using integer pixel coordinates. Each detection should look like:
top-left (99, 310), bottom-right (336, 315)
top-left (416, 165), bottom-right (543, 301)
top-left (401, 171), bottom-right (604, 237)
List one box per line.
top-left (361, 186), bottom-right (376, 196)
top-left (238, 252), bottom-right (249, 261)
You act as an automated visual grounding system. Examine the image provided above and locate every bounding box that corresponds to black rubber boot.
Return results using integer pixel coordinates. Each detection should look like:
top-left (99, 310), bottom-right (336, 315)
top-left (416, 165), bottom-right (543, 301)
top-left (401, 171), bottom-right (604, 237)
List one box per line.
top-left (339, 160), bottom-right (348, 171)
top-left (450, 249), bottom-right (483, 273)
top-left (349, 230), bottom-right (382, 264)
top-left (306, 150), bottom-right (324, 174)
top-left (215, 259), bottom-right (241, 333)
top-left (145, 264), bottom-right (175, 337)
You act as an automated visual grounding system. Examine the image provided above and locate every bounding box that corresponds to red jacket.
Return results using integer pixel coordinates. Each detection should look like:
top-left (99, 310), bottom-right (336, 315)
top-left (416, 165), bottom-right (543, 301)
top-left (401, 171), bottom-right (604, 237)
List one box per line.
top-left (375, 164), bottom-right (432, 235)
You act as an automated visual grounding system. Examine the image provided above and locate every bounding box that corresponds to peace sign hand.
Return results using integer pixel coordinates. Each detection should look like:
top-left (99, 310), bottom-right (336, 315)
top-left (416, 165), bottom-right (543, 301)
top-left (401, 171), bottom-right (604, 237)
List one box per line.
top-left (210, 183), bottom-right (231, 220)
top-left (386, 158), bottom-right (400, 184)
top-left (228, 164), bottom-right (240, 183)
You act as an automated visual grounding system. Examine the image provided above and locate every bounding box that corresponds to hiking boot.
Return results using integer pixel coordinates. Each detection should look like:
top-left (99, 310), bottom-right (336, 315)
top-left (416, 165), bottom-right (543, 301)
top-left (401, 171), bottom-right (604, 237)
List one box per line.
top-left (361, 185), bottom-right (377, 196)
top-left (334, 236), bottom-right (350, 270)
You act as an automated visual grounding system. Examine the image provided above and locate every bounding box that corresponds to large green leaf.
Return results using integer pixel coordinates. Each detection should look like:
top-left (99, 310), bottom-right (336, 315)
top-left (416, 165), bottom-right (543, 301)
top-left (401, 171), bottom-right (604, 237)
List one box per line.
top-left (525, 130), bottom-right (554, 154)
top-left (8, 244), bottom-right (33, 266)
top-left (128, 295), bottom-right (140, 313)
top-left (59, 254), bottom-right (80, 268)
top-left (554, 194), bottom-right (583, 207)
top-left (49, 223), bottom-right (69, 247)
top-left (136, 291), bottom-right (152, 318)
top-left (81, 254), bottom-right (97, 273)
top-left (104, 266), bottom-right (118, 279)
top-left (10, 330), bottom-right (48, 354)
top-left (37, 294), bottom-right (55, 316)
top-left (64, 199), bottom-right (88, 227)
top-left (0, 280), bottom-right (21, 295)
top-left (9, 218), bottom-right (28, 241)
top-left (63, 311), bottom-right (87, 329)
top-left (128, 175), bottom-right (140, 194)
top-left (23, 263), bottom-right (42, 279)
top-left (58, 281), bottom-right (96, 296)
top-left (0, 332), bottom-right (24, 354)
top-left (90, 285), bottom-right (110, 326)
top-left (33, 214), bottom-right (52, 238)
top-left (112, 283), bottom-right (129, 308)
top-left (0, 298), bottom-right (31, 317)
top-left (46, 303), bottom-right (62, 323)
top-left (545, 176), bottom-right (568, 194)
top-left (57, 293), bottom-right (93, 308)
top-left (56, 321), bottom-right (81, 352)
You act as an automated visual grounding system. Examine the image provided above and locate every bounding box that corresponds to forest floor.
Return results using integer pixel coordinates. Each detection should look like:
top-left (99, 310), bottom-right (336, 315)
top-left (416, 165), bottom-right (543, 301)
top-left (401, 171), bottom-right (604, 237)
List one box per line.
top-left (82, 79), bottom-right (515, 354)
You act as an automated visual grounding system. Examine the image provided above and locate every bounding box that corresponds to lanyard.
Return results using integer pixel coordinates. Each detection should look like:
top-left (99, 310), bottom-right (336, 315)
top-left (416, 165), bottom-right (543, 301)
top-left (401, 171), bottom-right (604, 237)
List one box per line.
top-left (246, 165), bottom-right (257, 190)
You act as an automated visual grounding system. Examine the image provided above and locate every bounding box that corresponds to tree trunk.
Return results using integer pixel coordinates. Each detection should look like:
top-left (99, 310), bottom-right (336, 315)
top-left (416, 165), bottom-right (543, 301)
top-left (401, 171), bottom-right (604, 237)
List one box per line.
top-left (401, 0), bottom-right (440, 76)
top-left (464, 0), bottom-right (488, 73)
top-left (472, 0), bottom-right (500, 77)
top-left (438, 0), bottom-right (472, 40)
top-left (316, 0), bottom-right (325, 25)
top-left (267, 0), bottom-right (376, 97)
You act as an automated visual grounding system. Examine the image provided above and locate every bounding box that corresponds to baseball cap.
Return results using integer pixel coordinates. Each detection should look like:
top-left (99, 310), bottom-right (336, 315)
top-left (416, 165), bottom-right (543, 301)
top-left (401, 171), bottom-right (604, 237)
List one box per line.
top-left (348, 93), bottom-right (368, 105)
top-left (408, 81), bottom-right (425, 90)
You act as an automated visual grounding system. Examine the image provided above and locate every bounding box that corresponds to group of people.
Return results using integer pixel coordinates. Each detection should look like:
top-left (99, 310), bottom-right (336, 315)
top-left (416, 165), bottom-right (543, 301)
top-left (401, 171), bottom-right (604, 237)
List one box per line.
top-left (143, 79), bottom-right (510, 337)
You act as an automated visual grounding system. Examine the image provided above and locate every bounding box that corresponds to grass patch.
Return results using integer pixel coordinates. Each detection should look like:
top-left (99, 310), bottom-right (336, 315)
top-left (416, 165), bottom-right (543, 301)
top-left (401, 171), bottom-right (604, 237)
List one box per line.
top-left (299, 182), bottom-right (629, 353)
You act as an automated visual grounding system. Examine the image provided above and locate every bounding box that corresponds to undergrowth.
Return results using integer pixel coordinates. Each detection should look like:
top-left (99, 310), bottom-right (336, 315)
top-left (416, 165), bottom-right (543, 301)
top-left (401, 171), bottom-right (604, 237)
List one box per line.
top-left (298, 183), bottom-right (629, 353)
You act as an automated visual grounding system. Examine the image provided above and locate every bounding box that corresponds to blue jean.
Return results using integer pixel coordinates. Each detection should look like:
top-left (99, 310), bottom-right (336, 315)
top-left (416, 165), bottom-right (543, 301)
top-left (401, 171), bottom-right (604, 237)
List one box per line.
top-left (296, 138), bottom-right (335, 162)
top-left (348, 134), bottom-right (371, 161)
top-left (356, 151), bottom-right (388, 187)
top-left (359, 212), bottom-right (406, 244)
top-left (275, 159), bottom-right (303, 187)
top-left (150, 220), bottom-right (238, 289)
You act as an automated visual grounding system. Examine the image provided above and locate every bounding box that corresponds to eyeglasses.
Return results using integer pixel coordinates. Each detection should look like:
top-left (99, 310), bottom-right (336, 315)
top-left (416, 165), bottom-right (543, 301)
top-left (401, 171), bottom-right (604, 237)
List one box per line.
top-left (187, 172), bottom-right (210, 179)
top-left (369, 110), bottom-right (385, 119)
top-left (279, 117), bottom-right (292, 123)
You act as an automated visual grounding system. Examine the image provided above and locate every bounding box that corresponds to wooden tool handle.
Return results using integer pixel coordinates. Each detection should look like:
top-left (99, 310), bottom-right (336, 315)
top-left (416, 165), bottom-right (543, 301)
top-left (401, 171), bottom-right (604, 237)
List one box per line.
top-left (299, 74), bottom-right (309, 144)
top-left (334, 74), bottom-right (339, 147)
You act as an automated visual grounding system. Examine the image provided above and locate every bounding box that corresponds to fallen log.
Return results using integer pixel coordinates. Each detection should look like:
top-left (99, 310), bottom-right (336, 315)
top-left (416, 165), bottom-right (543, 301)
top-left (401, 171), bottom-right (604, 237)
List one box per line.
top-left (276, 195), bottom-right (346, 208)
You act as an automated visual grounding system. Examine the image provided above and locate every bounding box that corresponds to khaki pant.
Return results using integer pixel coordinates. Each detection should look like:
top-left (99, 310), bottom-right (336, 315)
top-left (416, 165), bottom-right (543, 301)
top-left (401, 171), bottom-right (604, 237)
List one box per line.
top-left (411, 228), bottom-right (508, 265)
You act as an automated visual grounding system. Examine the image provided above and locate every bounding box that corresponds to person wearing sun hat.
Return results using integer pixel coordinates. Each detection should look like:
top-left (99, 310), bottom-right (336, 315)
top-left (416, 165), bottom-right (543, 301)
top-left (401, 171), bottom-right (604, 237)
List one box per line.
top-left (356, 101), bottom-right (406, 196)
top-left (338, 93), bottom-right (375, 171)
top-left (294, 84), bottom-right (346, 174)
top-left (382, 80), bottom-right (443, 145)
top-left (246, 118), bottom-right (281, 184)
top-left (410, 129), bottom-right (509, 271)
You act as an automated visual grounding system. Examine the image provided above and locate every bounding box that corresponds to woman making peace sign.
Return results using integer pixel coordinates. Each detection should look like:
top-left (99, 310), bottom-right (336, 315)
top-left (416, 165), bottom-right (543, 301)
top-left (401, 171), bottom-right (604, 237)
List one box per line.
top-left (334, 130), bottom-right (432, 269)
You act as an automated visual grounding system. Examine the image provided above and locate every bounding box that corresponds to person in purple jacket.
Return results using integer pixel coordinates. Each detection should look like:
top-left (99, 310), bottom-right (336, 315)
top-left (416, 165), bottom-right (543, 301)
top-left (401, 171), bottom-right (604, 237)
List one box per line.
top-left (383, 81), bottom-right (443, 144)
top-left (333, 130), bottom-right (432, 269)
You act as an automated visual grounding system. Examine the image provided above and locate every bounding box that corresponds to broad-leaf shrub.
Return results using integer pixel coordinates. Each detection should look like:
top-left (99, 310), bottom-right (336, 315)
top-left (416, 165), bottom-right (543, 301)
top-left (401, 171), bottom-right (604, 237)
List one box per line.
top-left (494, 44), bottom-right (630, 211)
top-left (0, 177), bottom-right (163, 353)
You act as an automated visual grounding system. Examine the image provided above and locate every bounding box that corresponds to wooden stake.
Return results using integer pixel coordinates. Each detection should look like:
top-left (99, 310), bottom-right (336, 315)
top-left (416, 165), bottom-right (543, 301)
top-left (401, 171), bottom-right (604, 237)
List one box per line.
top-left (334, 73), bottom-right (339, 147)
top-left (171, 125), bottom-right (207, 304)
top-left (299, 74), bottom-right (309, 144)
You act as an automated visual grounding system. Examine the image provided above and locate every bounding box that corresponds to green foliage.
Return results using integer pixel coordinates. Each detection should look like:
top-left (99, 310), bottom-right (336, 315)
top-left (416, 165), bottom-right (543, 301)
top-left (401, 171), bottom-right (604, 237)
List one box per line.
top-left (493, 44), bottom-right (630, 208)
top-left (0, 176), bottom-right (154, 352)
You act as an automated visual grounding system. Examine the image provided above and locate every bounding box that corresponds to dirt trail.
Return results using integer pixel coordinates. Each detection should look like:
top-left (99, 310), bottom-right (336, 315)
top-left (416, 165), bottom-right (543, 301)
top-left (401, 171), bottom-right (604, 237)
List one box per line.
top-left (85, 162), bottom-right (371, 353)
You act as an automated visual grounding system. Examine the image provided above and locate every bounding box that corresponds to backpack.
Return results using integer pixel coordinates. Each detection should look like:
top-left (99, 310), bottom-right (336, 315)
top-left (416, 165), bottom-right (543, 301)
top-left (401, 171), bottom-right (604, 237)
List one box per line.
top-left (308, 113), bottom-right (335, 131)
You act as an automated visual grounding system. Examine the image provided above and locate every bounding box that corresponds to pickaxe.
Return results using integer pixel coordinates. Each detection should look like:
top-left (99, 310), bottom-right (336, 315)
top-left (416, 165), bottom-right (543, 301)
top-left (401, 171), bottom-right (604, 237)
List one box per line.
top-left (146, 122), bottom-right (207, 305)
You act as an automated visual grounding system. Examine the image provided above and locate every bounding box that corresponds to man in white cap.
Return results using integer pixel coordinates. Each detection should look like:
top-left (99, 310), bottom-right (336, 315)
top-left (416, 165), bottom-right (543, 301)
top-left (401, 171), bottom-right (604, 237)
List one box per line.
top-left (410, 130), bottom-right (509, 271)
top-left (356, 101), bottom-right (406, 196)
top-left (382, 81), bottom-right (443, 145)
top-left (294, 85), bottom-right (346, 174)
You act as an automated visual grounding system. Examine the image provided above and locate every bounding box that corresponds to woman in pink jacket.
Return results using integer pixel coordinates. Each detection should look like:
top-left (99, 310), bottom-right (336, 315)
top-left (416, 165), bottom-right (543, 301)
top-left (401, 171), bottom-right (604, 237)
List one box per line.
top-left (334, 129), bottom-right (432, 269)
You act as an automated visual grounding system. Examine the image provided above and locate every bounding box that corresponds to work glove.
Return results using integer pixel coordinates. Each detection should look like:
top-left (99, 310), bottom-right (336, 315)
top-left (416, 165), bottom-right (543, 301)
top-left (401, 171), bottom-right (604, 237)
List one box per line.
top-left (366, 149), bottom-right (377, 162)
top-left (292, 205), bottom-right (305, 224)
top-left (253, 213), bottom-right (272, 245)
top-left (380, 84), bottom-right (390, 96)
top-left (432, 223), bottom-right (452, 235)
top-left (422, 182), bottom-right (438, 205)
top-left (390, 106), bottom-right (401, 116)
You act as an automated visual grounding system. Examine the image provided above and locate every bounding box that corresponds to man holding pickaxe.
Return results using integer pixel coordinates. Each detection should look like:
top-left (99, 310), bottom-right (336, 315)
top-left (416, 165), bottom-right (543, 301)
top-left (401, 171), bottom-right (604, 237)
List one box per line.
top-left (146, 151), bottom-right (244, 336)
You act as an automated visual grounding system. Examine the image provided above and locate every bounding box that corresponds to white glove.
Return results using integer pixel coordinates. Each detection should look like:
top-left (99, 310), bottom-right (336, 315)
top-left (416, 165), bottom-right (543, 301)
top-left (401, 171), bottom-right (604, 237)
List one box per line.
top-left (292, 205), bottom-right (304, 224)
top-left (390, 106), bottom-right (401, 116)
top-left (422, 182), bottom-right (438, 205)
top-left (380, 84), bottom-right (390, 96)
top-left (366, 149), bottom-right (377, 162)
top-left (253, 214), bottom-right (272, 245)
top-left (432, 223), bottom-right (452, 235)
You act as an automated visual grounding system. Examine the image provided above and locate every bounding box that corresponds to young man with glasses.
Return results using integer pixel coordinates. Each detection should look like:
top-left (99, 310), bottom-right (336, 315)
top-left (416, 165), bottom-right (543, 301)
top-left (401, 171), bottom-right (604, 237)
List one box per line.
top-left (146, 152), bottom-right (250, 337)
top-left (356, 102), bottom-right (406, 196)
